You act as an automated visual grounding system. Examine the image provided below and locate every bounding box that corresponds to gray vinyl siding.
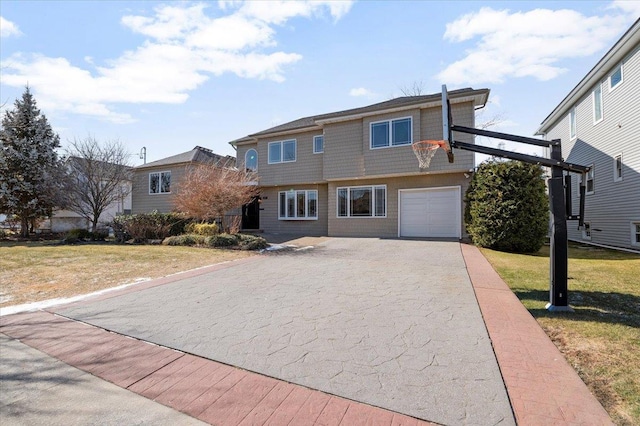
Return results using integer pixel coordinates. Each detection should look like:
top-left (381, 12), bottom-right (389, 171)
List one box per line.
top-left (323, 102), bottom-right (476, 180)
top-left (132, 164), bottom-right (188, 214)
top-left (258, 184), bottom-right (328, 236)
top-left (543, 44), bottom-right (640, 250)
top-left (254, 131), bottom-right (324, 186)
top-left (327, 173), bottom-right (470, 238)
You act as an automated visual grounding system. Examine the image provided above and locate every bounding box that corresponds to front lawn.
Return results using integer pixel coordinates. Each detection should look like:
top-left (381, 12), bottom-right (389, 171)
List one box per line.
top-left (481, 244), bottom-right (640, 425)
top-left (0, 241), bottom-right (253, 308)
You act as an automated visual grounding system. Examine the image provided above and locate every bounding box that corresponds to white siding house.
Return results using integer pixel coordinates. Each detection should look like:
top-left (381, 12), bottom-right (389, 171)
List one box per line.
top-left (536, 19), bottom-right (640, 251)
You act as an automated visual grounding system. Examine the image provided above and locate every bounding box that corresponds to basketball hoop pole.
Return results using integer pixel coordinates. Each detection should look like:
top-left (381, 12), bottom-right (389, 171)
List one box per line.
top-left (443, 124), bottom-right (588, 311)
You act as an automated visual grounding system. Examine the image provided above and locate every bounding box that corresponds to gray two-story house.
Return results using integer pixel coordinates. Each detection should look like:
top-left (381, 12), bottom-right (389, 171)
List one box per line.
top-left (231, 88), bottom-right (489, 238)
top-left (537, 19), bottom-right (639, 251)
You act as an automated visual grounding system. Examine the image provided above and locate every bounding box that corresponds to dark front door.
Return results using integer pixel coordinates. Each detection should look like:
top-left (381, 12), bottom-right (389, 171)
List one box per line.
top-left (242, 196), bottom-right (260, 230)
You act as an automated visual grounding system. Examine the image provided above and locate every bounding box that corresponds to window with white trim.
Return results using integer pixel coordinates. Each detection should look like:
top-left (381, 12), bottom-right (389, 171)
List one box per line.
top-left (582, 222), bottom-right (592, 241)
top-left (569, 108), bottom-right (576, 140)
top-left (614, 154), bottom-right (622, 182)
top-left (609, 64), bottom-right (623, 91)
top-left (337, 185), bottom-right (386, 217)
top-left (586, 165), bottom-right (594, 194)
top-left (268, 140), bottom-right (296, 164)
top-left (149, 171), bottom-right (171, 194)
top-left (632, 222), bottom-right (640, 247)
top-left (313, 135), bottom-right (324, 154)
top-left (593, 84), bottom-right (603, 124)
top-left (370, 117), bottom-right (412, 149)
top-left (245, 149), bottom-right (258, 171)
top-left (278, 190), bottom-right (318, 220)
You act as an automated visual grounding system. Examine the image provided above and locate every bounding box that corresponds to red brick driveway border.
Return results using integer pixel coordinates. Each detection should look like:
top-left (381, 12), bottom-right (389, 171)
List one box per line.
top-left (460, 243), bottom-right (613, 426)
top-left (0, 311), bottom-right (435, 426)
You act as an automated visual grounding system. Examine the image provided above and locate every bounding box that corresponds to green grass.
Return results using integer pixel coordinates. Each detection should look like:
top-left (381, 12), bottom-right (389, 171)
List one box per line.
top-left (481, 244), bottom-right (640, 425)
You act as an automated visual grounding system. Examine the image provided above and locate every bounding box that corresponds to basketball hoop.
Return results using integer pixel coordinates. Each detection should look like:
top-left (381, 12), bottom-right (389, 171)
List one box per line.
top-left (412, 140), bottom-right (445, 170)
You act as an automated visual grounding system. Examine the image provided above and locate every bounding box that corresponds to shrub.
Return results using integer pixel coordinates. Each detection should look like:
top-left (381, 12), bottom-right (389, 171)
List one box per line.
top-left (205, 233), bottom-right (238, 247)
top-left (185, 222), bottom-right (219, 236)
top-left (62, 228), bottom-right (108, 243)
top-left (162, 234), bottom-right (206, 246)
top-left (65, 228), bottom-right (92, 240)
top-left (236, 234), bottom-right (268, 251)
top-left (465, 160), bottom-right (548, 253)
top-left (111, 212), bottom-right (192, 243)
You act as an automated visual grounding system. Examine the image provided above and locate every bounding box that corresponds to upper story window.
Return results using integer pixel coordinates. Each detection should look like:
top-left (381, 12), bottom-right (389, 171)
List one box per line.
top-left (313, 135), bottom-right (324, 154)
top-left (278, 190), bottom-right (318, 220)
top-left (569, 108), bottom-right (576, 140)
top-left (149, 171), bottom-right (171, 194)
top-left (370, 117), bottom-right (412, 149)
top-left (593, 84), bottom-right (603, 124)
top-left (268, 140), bottom-right (296, 164)
top-left (245, 149), bottom-right (258, 171)
top-left (609, 64), bottom-right (623, 91)
top-left (586, 165), bottom-right (594, 194)
top-left (337, 185), bottom-right (386, 218)
top-left (614, 154), bottom-right (623, 182)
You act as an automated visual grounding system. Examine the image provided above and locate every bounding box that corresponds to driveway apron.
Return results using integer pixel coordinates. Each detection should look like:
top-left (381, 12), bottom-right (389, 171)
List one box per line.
top-left (54, 238), bottom-right (515, 425)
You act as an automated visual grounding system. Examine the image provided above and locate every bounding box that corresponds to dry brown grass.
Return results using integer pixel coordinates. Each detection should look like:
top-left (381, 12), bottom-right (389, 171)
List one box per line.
top-left (481, 244), bottom-right (640, 425)
top-left (0, 241), bottom-right (253, 307)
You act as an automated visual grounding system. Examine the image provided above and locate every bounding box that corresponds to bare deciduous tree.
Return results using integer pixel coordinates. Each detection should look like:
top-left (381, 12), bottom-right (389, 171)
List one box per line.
top-left (399, 80), bottom-right (427, 96)
top-left (399, 80), bottom-right (505, 130)
top-left (173, 164), bottom-right (259, 232)
top-left (64, 137), bottom-right (133, 232)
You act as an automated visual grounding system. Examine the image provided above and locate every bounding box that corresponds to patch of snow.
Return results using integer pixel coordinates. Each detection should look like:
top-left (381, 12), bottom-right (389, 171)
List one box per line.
top-left (0, 277), bottom-right (152, 316)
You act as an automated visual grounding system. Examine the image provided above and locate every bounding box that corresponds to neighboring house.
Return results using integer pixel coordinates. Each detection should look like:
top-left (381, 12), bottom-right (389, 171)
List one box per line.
top-left (51, 157), bottom-right (132, 233)
top-left (230, 88), bottom-right (489, 238)
top-left (132, 146), bottom-right (235, 214)
top-left (536, 19), bottom-right (639, 251)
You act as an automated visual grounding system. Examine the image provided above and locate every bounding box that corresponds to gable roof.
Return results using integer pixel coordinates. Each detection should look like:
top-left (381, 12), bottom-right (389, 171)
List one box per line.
top-left (536, 19), bottom-right (640, 135)
top-left (231, 87), bottom-right (489, 145)
top-left (136, 146), bottom-right (235, 169)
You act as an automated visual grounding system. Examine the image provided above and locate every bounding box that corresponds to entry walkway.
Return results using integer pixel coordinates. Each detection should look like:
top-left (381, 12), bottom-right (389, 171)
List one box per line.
top-left (0, 239), bottom-right (611, 425)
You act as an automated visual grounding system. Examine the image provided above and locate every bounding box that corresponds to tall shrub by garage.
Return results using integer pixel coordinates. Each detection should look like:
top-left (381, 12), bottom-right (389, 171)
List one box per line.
top-left (464, 160), bottom-right (548, 253)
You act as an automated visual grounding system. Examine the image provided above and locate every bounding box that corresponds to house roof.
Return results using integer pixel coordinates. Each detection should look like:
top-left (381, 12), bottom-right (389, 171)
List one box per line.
top-left (230, 87), bottom-right (489, 145)
top-left (536, 19), bottom-right (640, 135)
top-left (136, 146), bottom-right (235, 169)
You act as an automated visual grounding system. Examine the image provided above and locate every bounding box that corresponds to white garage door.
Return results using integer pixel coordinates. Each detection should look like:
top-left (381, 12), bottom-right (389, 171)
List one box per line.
top-left (399, 187), bottom-right (461, 238)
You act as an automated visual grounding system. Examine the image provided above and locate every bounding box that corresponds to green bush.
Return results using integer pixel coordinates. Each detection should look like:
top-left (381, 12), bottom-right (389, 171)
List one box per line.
top-left (464, 160), bottom-right (548, 253)
top-left (236, 234), bottom-right (268, 250)
top-left (62, 228), bottom-right (108, 243)
top-left (111, 212), bottom-right (192, 243)
top-left (185, 222), bottom-right (219, 236)
top-left (205, 233), bottom-right (238, 247)
top-left (66, 228), bottom-right (92, 240)
top-left (162, 234), bottom-right (206, 246)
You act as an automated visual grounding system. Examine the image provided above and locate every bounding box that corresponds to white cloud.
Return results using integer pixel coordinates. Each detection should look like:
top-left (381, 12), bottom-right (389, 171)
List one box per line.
top-left (610, 0), bottom-right (640, 18)
top-left (436, 6), bottom-right (633, 85)
top-left (1, 16), bottom-right (22, 38)
top-left (349, 87), bottom-right (377, 98)
top-left (0, 1), bottom-right (353, 123)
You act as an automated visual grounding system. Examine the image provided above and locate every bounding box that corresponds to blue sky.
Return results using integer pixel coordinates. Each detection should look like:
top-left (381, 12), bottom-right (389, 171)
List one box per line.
top-left (1, 1), bottom-right (639, 165)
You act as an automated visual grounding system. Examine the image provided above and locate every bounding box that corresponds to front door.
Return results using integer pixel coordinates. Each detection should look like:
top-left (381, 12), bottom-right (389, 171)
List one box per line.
top-left (242, 196), bottom-right (260, 230)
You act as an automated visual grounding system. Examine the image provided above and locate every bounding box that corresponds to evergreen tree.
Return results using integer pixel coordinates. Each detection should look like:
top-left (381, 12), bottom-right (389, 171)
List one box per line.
top-left (0, 87), bottom-right (65, 237)
top-left (464, 159), bottom-right (548, 253)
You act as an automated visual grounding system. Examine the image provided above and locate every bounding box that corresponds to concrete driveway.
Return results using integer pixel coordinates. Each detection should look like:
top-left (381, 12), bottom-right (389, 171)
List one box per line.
top-left (54, 238), bottom-right (514, 425)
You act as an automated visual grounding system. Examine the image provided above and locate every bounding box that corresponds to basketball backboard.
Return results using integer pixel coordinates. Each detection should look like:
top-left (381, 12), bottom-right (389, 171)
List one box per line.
top-left (441, 85), bottom-right (455, 163)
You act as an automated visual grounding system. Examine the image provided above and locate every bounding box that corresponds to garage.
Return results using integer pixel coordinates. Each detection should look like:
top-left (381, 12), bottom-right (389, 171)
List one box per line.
top-left (399, 187), bottom-right (461, 238)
